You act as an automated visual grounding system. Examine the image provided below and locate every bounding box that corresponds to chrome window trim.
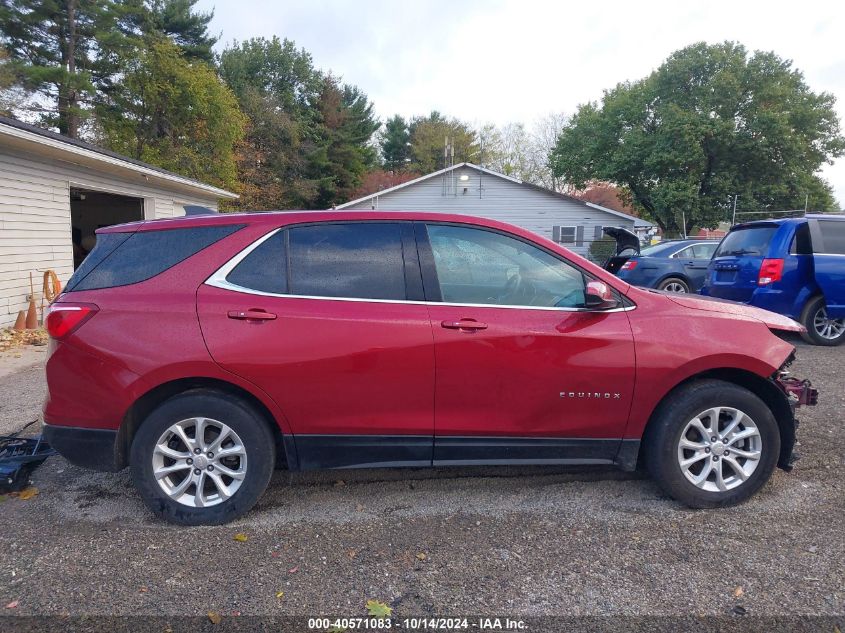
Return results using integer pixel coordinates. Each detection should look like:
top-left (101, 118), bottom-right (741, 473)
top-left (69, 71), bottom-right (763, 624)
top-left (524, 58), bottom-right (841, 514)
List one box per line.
top-left (205, 227), bottom-right (636, 314)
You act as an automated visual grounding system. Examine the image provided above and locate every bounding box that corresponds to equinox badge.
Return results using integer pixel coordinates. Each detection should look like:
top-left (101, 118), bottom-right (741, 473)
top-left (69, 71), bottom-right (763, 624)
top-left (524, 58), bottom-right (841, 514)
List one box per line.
top-left (560, 391), bottom-right (622, 399)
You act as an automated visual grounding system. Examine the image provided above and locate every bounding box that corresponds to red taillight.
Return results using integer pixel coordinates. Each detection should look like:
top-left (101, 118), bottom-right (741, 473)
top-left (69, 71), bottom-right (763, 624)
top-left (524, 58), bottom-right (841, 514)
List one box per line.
top-left (621, 260), bottom-right (638, 271)
top-left (46, 303), bottom-right (98, 339)
top-left (758, 259), bottom-right (784, 286)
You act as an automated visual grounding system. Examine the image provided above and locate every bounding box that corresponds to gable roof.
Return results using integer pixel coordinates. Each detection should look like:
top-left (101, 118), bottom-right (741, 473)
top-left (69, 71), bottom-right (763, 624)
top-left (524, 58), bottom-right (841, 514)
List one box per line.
top-left (337, 162), bottom-right (652, 226)
top-left (0, 115), bottom-right (237, 199)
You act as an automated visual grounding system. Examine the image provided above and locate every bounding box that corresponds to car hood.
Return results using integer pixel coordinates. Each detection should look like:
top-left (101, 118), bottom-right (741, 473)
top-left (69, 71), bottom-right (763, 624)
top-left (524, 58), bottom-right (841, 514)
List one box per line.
top-left (656, 291), bottom-right (805, 333)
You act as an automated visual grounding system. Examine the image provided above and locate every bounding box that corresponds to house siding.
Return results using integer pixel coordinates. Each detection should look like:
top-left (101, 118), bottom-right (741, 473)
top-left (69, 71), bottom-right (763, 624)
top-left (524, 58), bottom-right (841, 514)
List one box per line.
top-left (341, 166), bottom-right (635, 257)
top-left (0, 146), bottom-right (221, 327)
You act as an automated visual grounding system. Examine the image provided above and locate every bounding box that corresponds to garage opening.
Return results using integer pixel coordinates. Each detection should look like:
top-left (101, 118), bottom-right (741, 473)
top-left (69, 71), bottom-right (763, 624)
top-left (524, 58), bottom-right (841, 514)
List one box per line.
top-left (70, 188), bottom-right (144, 269)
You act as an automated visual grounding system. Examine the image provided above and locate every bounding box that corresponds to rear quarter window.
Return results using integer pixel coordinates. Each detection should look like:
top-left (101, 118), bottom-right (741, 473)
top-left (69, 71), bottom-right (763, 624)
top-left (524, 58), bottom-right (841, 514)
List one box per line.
top-left (714, 226), bottom-right (777, 257)
top-left (68, 225), bottom-right (244, 291)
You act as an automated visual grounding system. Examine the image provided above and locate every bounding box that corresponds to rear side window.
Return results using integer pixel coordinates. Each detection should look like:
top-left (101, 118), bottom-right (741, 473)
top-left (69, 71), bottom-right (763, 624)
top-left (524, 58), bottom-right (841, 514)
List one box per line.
top-left (288, 223), bottom-right (406, 300)
top-left (226, 230), bottom-right (287, 294)
top-left (714, 226), bottom-right (777, 257)
top-left (790, 223), bottom-right (813, 255)
top-left (68, 225), bottom-right (243, 291)
top-left (692, 243), bottom-right (717, 259)
top-left (816, 220), bottom-right (845, 255)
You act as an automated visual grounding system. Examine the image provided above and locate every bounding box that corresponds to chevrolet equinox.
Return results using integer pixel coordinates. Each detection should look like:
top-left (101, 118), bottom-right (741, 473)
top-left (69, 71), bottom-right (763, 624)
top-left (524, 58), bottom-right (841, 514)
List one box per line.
top-left (42, 212), bottom-right (818, 525)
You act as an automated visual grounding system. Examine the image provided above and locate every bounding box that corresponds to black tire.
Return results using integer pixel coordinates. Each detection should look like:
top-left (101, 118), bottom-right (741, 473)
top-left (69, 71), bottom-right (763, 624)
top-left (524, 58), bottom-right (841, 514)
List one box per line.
top-left (644, 380), bottom-right (780, 508)
top-left (656, 277), bottom-right (690, 293)
top-left (800, 295), bottom-right (845, 346)
top-left (130, 389), bottom-right (275, 525)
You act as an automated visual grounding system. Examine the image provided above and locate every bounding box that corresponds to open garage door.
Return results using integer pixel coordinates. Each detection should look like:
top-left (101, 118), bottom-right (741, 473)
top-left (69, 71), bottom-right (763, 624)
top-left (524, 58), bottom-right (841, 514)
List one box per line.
top-left (70, 188), bottom-right (144, 269)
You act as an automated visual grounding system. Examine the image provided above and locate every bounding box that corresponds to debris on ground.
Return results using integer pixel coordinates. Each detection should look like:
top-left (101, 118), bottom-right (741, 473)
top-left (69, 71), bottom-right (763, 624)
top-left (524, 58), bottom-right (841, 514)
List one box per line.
top-left (0, 435), bottom-right (56, 493)
top-left (0, 327), bottom-right (48, 352)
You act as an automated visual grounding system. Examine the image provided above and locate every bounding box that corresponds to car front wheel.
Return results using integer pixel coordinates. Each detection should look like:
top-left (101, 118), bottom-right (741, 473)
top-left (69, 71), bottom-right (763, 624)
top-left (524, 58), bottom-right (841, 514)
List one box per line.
top-left (130, 389), bottom-right (275, 525)
top-left (644, 380), bottom-right (780, 508)
top-left (801, 295), bottom-right (845, 346)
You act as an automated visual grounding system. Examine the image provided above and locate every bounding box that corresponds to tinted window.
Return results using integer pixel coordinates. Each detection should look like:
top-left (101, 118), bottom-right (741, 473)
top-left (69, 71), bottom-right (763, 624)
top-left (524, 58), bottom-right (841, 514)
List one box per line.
top-left (640, 242), bottom-right (681, 257)
top-left (817, 220), bottom-right (845, 255)
top-left (66, 232), bottom-right (133, 290)
top-left (226, 230), bottom-right (287, 293)
top-left (714, 226), bottom-right (777, 257)
top-left (69, 225), bottom-right (243, 291)
top-left (288, 223), bottom-right (406, 300)
top-left (790, 223), bottom-right (813, 255)
top-left (427, 224), bottom-right (586, 308)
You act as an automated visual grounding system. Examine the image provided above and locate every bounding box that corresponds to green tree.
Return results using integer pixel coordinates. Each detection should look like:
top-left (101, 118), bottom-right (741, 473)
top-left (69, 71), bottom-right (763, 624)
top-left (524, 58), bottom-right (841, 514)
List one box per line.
top-left (220, 37), bottom-right (379, 209)
top-left (100, 38), bottom-right (245, 189)
top-left (122, 0), bottom-right (217, 63)
top-left (0, 0), bottom-right (216, 136)
top-left (380, 114), bottom-right (411, 171)
top-left (0, 0), bottom-right (132, 136)
top-left (306, 78), bottom-right (379, 207)
top-left (0, 47), bottom-right (15, 115)
top-left (551, 42), bottom-right (845, 234)
top-left (220, 36), bottom-right (323, 209)
top-left (409, 111), bottom-right (479, 173)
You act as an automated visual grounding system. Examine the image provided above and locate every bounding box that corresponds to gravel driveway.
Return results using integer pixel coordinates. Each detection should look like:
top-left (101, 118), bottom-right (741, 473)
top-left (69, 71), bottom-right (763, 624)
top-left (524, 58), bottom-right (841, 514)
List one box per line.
top-left (0, 338), bottom-right (842, 630)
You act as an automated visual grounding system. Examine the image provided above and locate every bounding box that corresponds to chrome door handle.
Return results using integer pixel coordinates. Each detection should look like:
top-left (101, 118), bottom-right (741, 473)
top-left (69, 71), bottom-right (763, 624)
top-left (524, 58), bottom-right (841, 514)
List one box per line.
top-left (441, 319), bottom-right (488, 331)
top-left (227, 309), bottom-right (277, 321)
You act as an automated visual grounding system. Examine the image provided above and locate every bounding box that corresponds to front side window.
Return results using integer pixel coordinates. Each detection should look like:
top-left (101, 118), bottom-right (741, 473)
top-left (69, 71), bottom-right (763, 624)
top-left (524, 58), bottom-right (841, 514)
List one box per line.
top-left (426, 224), bottom-right (586, 308)
top-left (288, 223), bottom-right (406, 300)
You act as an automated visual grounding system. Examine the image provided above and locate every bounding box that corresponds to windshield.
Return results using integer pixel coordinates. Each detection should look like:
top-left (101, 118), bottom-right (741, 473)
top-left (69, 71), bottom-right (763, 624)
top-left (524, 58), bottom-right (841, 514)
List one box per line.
top-left (715, 226), bottom-right (777, 257)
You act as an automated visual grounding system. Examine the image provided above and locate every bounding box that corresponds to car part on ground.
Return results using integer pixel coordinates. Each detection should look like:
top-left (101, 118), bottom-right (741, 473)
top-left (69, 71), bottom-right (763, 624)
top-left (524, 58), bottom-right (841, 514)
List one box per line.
top-left (0, 434), bottom-right (57, 493)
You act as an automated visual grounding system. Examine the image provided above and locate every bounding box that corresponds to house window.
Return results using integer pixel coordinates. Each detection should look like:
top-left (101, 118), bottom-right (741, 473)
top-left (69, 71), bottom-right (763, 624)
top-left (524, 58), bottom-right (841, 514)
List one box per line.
top-left (553, 226), bottom-right (577, 245)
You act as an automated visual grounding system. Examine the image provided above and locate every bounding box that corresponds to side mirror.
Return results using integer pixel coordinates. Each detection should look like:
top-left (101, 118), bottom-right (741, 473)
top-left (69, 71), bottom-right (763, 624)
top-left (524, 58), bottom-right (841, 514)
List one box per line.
top-left (584, 280), bottom-right (619, 310)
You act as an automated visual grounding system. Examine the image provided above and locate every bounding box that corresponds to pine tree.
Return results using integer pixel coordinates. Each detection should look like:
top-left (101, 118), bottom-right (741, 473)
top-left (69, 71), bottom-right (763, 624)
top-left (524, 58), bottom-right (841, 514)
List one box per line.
top-left (380, 115), bottom-right (410, 172)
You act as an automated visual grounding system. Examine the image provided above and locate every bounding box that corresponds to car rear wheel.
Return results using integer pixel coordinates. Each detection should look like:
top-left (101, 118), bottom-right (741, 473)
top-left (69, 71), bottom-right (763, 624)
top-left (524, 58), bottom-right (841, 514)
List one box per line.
top-left (800, 295), bottom-right (845, 346)
top-left (644, 380), bottom-right (780, 508)
top-left (130, 389), bottom-right (275, 525)
top-left (657, 277), bottom-right (690, 293)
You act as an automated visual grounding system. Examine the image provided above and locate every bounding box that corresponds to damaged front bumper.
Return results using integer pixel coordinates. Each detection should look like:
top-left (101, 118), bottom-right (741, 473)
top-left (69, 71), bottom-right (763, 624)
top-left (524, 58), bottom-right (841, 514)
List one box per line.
top-left (772, 368), bottom-right (819, 471)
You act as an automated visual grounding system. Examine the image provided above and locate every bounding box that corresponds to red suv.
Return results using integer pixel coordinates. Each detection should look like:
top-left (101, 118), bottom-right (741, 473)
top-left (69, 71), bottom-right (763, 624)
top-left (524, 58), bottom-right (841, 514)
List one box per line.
top-left (43, 212), bottom-right (817, 525)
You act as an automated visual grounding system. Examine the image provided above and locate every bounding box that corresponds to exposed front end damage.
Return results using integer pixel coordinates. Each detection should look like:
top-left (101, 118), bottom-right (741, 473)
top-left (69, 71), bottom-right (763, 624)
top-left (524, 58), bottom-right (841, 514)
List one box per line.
top-left (771, 353), bottom-right (819, 471)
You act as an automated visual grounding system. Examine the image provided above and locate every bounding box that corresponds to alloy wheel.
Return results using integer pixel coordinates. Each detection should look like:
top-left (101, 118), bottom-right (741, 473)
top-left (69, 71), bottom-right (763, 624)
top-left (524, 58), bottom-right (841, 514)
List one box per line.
top-left (152, 417), bottom-right (247, 508)
top-left (664, 282), bottom-right (688, 293)
top-left (813, 307), bottom-right (845, 340)
top-left (676, 407), bottom-right (762, 492)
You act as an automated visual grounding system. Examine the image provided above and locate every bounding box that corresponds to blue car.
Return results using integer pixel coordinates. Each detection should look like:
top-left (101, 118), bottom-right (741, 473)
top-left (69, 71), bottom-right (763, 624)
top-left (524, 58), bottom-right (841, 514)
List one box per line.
top-left (701, 215), bottom-right (845, 346)
top-left (603, 228), bottom-right (719, 293)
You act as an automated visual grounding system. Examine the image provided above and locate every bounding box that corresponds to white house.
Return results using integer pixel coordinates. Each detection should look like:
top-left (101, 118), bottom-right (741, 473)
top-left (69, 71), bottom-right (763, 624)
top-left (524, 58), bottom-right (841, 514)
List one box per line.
top-left (0, 116), bottom-right (237, 327)
top-left (338, 162), bottom-right (652, 258)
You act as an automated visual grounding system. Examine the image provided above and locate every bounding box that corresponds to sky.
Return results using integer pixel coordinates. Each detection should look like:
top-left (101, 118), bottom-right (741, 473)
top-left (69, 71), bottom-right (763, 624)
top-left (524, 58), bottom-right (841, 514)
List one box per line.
top-left (196, 0), bottom-right (845, 207)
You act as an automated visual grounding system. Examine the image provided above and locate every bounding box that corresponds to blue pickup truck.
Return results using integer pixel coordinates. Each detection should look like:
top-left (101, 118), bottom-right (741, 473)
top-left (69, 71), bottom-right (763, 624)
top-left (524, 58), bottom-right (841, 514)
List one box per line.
top-left (701, 215), bottom-right (845, 346)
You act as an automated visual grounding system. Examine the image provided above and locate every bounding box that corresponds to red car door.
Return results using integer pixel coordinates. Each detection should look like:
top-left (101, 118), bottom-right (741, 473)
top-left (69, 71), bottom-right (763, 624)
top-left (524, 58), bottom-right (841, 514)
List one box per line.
top-left (419, 223), bottom-right (636, 464)
top-left (197, 222), bottom-right (435, 469)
